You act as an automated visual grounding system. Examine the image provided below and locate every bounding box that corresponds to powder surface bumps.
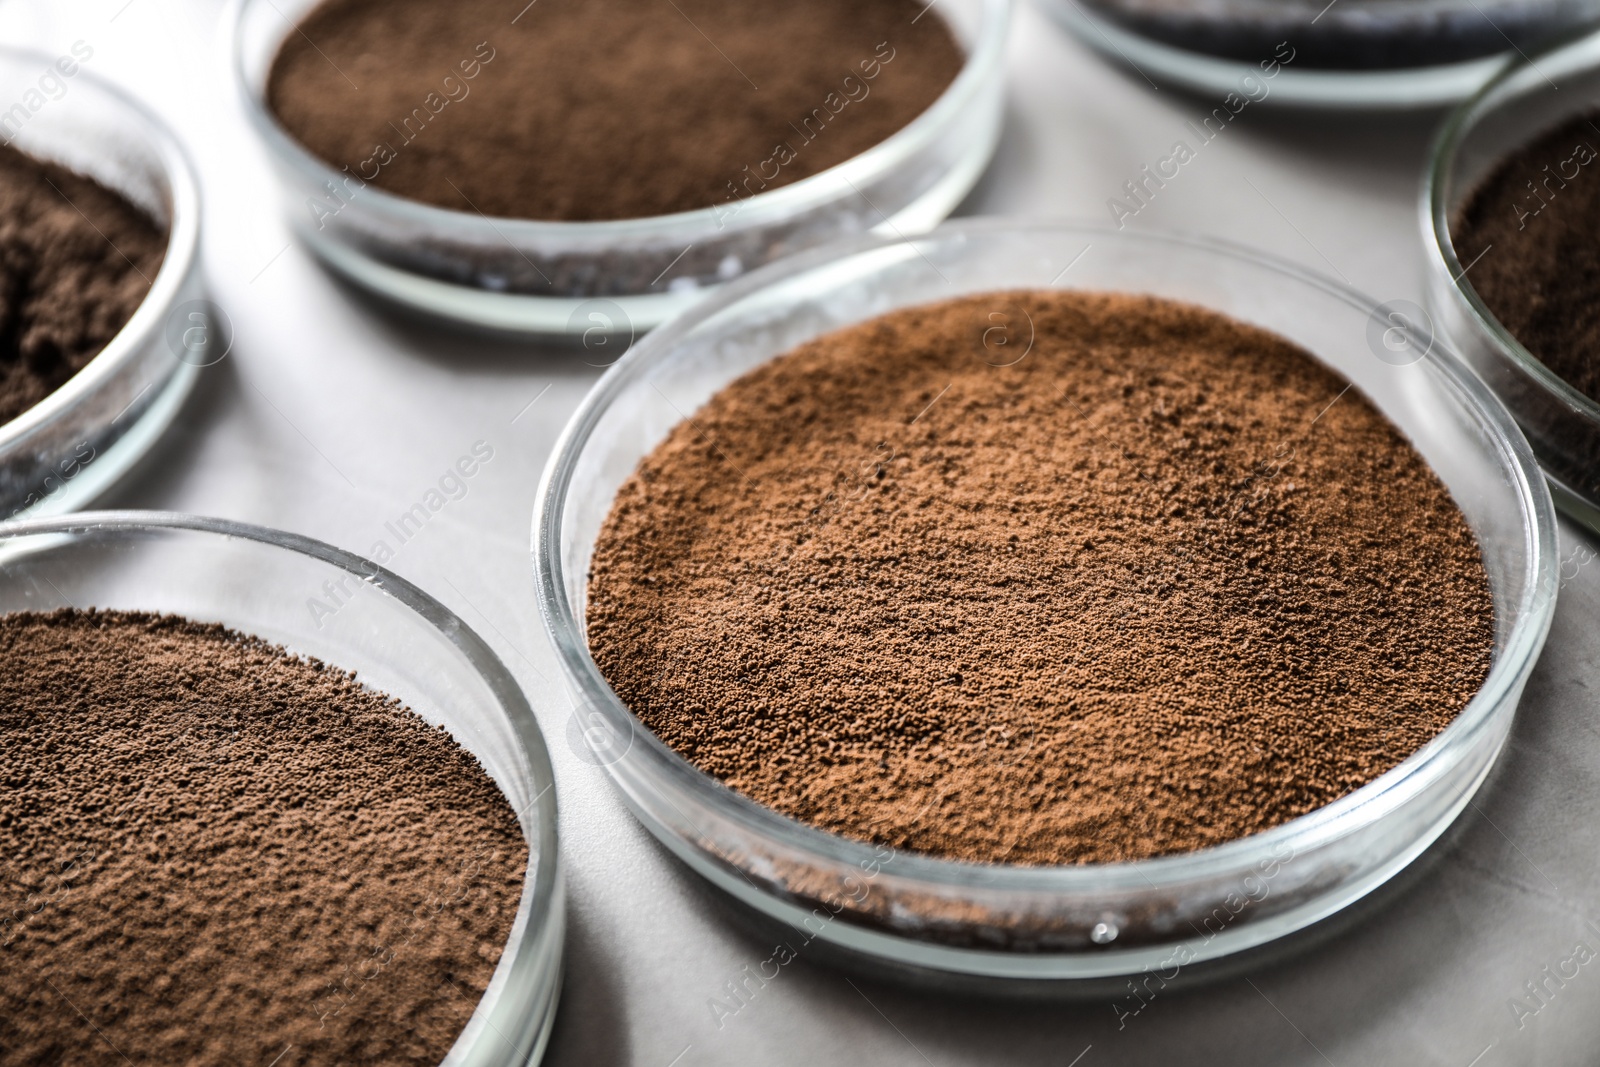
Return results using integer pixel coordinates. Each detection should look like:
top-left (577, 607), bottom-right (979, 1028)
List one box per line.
top-left (586, 291), bottom-right (1495, 866)
top-left (0, 610), bottom-right (527, 1067)
top-left (268, 0), bottom-right (964, 221)
top-left (1453, 113), bottom-right (1600, 404)
top-left (0, 145), bottom-right (164, 426)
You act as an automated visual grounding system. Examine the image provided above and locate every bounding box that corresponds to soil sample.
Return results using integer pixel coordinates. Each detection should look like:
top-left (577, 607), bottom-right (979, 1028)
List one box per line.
top-left (586, 291), bottom-right (1495, 866)
top-left (0, 145), bottom-right (164, 426)
top-left (267, 0), bottom-right (965, 221)
top-left (0, 610), bottom-right (528, 1067)
top-left (1453, 113), bottom-right (1600, 405)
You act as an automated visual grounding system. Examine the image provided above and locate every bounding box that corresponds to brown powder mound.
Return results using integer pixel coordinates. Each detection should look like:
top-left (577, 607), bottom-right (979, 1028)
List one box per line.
top-left (0, 145), bottom-right (164, 426)
top-left (1452, 113), bottom-right (1600, 404)
top-left (0, 610), bottom-right (527, 1067)
top-left (586, 291), bottom-right (1495, 866)
top-left (267, 0), bottom-right (964, 221)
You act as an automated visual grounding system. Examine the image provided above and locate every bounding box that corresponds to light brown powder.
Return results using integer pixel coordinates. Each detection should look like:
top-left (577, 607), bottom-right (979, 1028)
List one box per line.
top-left (586, 291), bottom-right (1495, 866)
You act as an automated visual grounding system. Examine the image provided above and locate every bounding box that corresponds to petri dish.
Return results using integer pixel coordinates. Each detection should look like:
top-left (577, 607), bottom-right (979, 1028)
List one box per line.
top-left (229, 0), bottom-right (1011, 336)
top-left (0, 511), bottom-right (565, 1063)
top-left (1425, 25), bottom-right (1600, 531)
top-left (0, 49), bottom-right (207, 521)
top-left (534, 219), bottom-right (1556, 980)
top-left (1039, 0), bottom-right (1600, 110)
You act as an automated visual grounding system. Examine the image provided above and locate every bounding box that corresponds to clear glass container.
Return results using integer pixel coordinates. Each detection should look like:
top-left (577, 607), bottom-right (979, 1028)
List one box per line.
top-left (534, 220), bottom-right (1557, 980)
top-left (0, 511), bottom-right (564, 1064)
top-left (1039, 0), bottom-right (1600, 110)
top-left (1426, 26), bottom-right (1600, 531)
top-left (228, 0), bottom-right (1011, 336)
top-left (0, 49), bottom-right (205, 520)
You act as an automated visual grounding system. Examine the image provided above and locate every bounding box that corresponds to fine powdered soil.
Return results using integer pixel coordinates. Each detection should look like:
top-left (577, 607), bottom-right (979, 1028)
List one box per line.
top-left (0, 610), bottom-right (527, 1067)
top-left (587, 291), bottom-right (1495, 866)
top-left (1453, 113), bottom-right (1600, 405)
top-left (268, 0), bottom-right (964, 221)
top-left (0, 145), bottom-right (164, 426)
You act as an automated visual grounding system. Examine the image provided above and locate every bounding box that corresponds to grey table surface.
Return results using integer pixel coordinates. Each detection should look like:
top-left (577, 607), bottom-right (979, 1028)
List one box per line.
top-left (20, 0), bottom-right (1600, 1063)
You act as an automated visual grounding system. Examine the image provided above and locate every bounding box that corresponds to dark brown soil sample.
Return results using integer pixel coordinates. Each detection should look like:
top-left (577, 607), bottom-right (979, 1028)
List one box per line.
top-left (1453, 113), bottom-right (1600, 405)
top-left (0, 146), bottom-right (164, 426)
top-left (0, 610), bottom-right (527, 1067)
top-left (586, 291), bottom-right (1495, 866)
top-left (267, 0), bottom-right (965, 221)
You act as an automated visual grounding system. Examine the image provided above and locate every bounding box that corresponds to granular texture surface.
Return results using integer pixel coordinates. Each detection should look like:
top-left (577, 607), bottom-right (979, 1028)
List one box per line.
top-left (268, 0), bottom-right (964, 221)
top-left (0, 145), bottom-right (164, 425)
top-left (587, 291), bottom-right (1495, 866)
top-left (1453, 114), bottom-right (1600, 404)
top-left (0, 610), bottom-right (527, 1067)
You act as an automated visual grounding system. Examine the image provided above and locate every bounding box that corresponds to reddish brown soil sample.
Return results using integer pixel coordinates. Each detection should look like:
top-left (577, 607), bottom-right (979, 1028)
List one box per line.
top-left (0, 610), bottom-right (527, 1067)
top-left (267, 0), bottom-right (964, 221)
top-left (586, 291), bottom-right (1495, 866)
top-left (0, 145), bottom-right (164, 425)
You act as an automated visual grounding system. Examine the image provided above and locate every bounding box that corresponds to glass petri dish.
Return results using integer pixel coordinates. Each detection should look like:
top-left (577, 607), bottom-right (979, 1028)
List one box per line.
top-left (533, 220), bottom-right (1557, 981)
top-left (1425, 26), bottom-right (1600, 532)
top-left (228, 0), bottom-right (1011, 336)
top-left (1039, 0), bottom-right (1600, 110)
top-left (0, 511), bottom-right (564, 1064)
top-left (0, 49), bottom-right (205, 521)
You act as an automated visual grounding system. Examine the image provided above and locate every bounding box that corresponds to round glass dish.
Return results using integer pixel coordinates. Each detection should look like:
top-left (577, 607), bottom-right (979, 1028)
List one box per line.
top-left (1425, 27), bottom-right (1600, 531)
top-left (0, 49), bottom-right (204, 521)
top-left (534, 220), bottom-right (1557, 981)
top-left (228, 0), bottom-right (1010, 336)
top-left (1039, 0), bottom-right (1598, 110)
top-left (0, 511), bottom-right (564, 1064)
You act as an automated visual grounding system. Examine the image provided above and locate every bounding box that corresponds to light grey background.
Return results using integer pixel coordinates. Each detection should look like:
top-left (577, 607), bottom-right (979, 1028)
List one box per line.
top-left (15, 0), bottom-right (1600, 1063)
